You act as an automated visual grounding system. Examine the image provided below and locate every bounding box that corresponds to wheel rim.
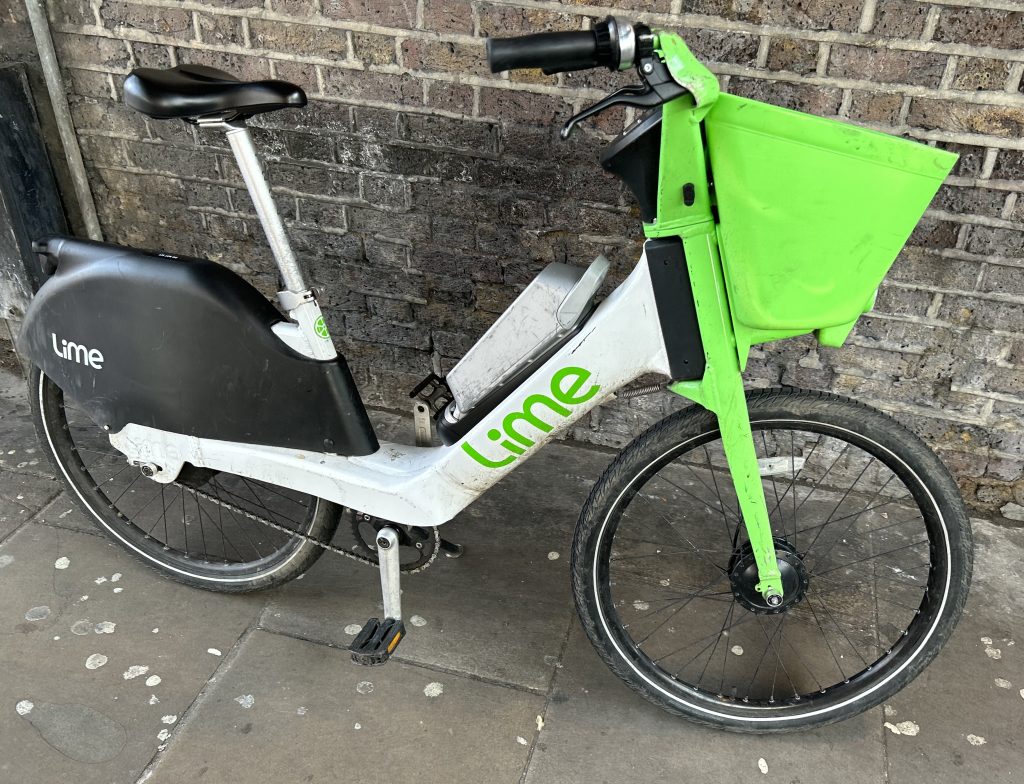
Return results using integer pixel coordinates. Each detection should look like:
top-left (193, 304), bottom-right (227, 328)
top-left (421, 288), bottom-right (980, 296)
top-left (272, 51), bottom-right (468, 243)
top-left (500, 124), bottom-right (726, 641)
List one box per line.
top-left (39, 372), bottom-right (319, 582)
top-left (593, 417), bottom-right (950, 722)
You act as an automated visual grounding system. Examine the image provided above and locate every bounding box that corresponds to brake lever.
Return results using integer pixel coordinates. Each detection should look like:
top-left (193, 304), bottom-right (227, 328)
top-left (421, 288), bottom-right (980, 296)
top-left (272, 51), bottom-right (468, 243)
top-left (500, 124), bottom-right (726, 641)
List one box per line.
top-left (560, 84), bottom-right (660, 139)
top-left (560, 55), bottom-right (688, 139)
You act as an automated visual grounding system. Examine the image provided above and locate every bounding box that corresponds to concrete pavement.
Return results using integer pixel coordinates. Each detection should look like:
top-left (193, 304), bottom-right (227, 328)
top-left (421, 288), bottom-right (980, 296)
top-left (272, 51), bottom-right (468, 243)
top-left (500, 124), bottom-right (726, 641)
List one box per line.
top-left (0, 359), bottom-right (1021, 784)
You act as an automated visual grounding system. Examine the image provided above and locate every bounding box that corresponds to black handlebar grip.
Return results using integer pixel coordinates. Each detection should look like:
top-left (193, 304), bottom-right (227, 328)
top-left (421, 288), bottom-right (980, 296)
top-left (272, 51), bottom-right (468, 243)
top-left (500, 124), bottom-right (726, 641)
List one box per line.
top-left (486, 30), bottom-right (602, 74)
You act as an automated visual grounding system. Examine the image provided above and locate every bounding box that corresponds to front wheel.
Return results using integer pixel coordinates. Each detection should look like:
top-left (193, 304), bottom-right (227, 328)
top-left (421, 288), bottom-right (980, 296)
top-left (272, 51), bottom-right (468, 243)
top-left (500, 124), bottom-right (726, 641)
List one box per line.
top-left (571, 387), bottom-right (972, 732)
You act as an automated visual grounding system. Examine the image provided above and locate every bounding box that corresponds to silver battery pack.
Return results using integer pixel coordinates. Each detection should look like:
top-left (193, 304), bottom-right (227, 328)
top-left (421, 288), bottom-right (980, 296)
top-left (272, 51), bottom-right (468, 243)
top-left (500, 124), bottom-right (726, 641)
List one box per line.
top-left (446, 256), bottom-right (610, 418)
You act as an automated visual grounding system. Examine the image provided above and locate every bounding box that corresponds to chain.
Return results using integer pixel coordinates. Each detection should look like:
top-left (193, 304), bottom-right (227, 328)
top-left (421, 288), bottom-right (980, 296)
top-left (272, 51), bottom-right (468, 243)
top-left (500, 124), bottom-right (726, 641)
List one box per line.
top-left (175, 482), bottom-right (440, 574)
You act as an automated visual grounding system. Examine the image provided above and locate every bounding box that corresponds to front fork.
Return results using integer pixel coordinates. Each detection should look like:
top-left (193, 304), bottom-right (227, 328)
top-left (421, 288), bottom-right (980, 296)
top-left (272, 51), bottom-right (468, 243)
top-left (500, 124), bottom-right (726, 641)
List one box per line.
top-left (668, 227), bottom-right (785, 603)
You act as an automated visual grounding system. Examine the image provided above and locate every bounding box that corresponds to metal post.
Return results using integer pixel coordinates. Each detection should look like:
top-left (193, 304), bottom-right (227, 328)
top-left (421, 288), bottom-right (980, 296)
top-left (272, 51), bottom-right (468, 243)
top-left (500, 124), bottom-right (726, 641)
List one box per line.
top-left (24, 0), bottom-right (102, 241)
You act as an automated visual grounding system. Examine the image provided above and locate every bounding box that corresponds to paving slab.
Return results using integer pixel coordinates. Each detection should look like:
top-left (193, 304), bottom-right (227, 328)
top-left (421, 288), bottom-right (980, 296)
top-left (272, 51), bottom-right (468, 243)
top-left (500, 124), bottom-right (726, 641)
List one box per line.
top-left (526, 621), bottom-right (887, 784)
top-left (260, 441), bottom-right (610, 691)
top-left (883, 518), bottom-right (1024, 784)
top-left (0, 370), bottom-right (50, 479)
top-left (146, 629), bottom-right (545, 784)
top-left (33, 491), bottom-right (104, 536)
top-left (0, 467), bottom-right (61, 541)
top-left (1, 363), bottom-right (1022, 784)
top-left (260, 543), bottom-right (576, 692)
top-left (0, 523), bottom-right (265, 784)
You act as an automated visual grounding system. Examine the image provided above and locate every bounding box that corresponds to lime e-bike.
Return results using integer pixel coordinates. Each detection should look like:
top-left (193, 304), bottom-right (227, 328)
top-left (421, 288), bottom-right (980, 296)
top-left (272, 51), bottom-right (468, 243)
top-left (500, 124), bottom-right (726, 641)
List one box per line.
top-left (20, 18), bottom-right (971, 732)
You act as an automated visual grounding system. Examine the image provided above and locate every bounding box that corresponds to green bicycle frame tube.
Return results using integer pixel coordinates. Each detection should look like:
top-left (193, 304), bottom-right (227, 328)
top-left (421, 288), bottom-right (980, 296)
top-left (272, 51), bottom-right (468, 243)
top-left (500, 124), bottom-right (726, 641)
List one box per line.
top-left (647, 35), bottom-right (785, 601)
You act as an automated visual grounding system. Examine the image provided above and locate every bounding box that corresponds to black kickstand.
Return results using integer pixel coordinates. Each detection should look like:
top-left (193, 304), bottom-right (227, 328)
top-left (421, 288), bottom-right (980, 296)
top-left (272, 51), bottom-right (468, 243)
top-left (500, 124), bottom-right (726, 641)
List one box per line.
top-left (438, 537), bottom-right (464, 558)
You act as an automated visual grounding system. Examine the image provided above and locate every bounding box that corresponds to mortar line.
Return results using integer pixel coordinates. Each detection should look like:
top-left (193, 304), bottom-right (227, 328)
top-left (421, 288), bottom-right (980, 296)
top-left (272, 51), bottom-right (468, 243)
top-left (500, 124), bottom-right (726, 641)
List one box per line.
top-left (68, 90), bottom-right (1024, 155)
top-left (981, 148), bottom-right (1000, 179)
top-left (57, 61), bottom-right (1024, 153)
top-left (754, 35), bottom-right (770, 69)
top-left (945, 175), bottom-right (1024, 192)
top-left (920, 0), bottom-right (1024, 11)
top-left (921, 5), bottom-right (942, 40)
top-left (838, 88), bottom-right (853, 117)
top-left (939, 55), bottom-right (958, 89)
top-left (815, 42), bottom-right (832, 77)
top-left (1000, 192), bottom-right (1018, 220)
top-left (887, 279), bottom-right (1024, 306)
top-left (858, 0), bottom-right (878, 34)
top-left (881, 703), bottom-right (891, 782)
top-left (955, 223), bottom-right (972, 250)
top-left (133, 619), bottom-right (264, 784)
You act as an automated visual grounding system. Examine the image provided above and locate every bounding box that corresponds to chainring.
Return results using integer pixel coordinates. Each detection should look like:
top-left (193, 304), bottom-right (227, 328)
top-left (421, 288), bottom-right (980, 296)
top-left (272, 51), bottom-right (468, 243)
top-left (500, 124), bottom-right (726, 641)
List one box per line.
top-left (350, 512), bottom-right (440, 573)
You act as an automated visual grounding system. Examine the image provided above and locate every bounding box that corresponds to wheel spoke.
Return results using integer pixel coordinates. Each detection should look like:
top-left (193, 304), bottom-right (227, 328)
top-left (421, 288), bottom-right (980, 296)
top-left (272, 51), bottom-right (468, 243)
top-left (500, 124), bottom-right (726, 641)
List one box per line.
top-left (600, 416), bottom-right (946, 713)
top-left (812, 540), bottom-right (930, 577)
top-left (632, 574), bottom-right (732, 645)
top-left (45, 375), bottom-right (318, 576)
top-left (636, 493), bottom-right (728, 573)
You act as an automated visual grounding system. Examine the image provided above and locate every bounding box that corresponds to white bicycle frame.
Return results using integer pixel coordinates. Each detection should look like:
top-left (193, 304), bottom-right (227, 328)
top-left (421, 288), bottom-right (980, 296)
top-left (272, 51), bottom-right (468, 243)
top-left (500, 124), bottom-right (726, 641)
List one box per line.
top-left (108, 121), bottom-right (673, 527)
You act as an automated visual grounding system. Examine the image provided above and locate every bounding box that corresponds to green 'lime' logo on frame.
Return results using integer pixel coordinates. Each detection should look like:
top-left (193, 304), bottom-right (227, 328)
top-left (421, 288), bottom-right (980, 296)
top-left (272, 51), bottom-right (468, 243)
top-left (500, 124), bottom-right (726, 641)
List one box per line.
top-left (314, 316), bottom-right (330, 340)
top-left (462, 366), bottom-right (600, 469)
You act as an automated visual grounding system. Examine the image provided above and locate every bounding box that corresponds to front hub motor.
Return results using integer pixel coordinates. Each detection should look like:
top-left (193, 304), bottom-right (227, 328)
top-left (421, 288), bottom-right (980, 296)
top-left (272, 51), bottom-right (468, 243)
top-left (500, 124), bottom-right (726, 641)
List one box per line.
top-left (729, 538), bottom-right (809, 614)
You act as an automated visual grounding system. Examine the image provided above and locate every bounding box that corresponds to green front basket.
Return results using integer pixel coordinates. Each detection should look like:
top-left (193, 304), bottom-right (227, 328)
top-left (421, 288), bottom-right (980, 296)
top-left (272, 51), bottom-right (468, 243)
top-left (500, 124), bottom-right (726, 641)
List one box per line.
top-left (703, 94), bottom-right (957, 352)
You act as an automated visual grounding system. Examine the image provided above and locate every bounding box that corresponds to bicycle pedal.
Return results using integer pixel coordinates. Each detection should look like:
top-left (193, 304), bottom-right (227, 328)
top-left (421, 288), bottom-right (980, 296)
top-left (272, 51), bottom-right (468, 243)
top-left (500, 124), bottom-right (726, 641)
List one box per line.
top-left (349, 617), bottom-right (405, 666)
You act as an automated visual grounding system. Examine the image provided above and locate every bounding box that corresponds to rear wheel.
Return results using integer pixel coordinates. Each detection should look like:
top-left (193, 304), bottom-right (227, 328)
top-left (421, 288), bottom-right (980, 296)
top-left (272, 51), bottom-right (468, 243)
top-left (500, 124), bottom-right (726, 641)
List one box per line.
top-left (30, 366), bottom-right (340, 592)
top-left (571, 388), bottom-right (972, 732)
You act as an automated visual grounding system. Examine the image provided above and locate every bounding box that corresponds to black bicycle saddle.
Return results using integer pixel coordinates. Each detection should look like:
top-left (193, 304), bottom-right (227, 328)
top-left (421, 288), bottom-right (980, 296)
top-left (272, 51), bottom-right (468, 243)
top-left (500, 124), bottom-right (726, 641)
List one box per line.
top-left (123, 64), bottom-right (306, 121)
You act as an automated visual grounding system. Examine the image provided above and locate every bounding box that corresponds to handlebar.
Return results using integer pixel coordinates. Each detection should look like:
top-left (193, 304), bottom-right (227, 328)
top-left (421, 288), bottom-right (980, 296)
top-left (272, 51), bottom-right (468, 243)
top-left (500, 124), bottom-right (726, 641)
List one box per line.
top-left (486, 30), bottom-right (606, 74)
top-left (486, 17), bottom-right (642, 75)
top-left (484, 20), bottom-right (718, 138)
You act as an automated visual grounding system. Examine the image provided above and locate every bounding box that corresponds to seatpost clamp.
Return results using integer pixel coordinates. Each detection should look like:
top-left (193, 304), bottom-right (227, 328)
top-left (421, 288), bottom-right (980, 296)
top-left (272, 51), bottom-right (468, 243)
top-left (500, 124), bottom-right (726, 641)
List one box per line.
top-left (277, 287), bottom-right (319, 312)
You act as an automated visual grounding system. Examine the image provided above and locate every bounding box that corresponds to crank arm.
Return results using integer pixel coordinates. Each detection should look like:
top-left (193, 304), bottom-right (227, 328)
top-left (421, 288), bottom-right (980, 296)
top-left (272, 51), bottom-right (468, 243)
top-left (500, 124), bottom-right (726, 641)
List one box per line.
top-left (350, 527), bottom-right (407, 665)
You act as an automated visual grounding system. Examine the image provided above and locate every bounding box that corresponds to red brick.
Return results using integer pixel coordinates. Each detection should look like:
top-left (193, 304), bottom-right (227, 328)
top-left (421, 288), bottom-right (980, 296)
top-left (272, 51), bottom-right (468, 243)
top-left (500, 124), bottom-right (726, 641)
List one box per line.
top-left (421, 0), bottom-right (474, 34)
top-left (478, 87), bottom-right (568, 126)
top-left (908, 99), bottom-right (1024, 139)
top-left (401, 39), bottom-right (490, 78)
top-left (425, 80), bottom-right (475, 114)
top-left (829, 45), bottom-right (946, 88)
top-left (101, 2), bottom-right (193, 37)
top-left (323, 68), bottom-right (423, 107)
top-left (847, 91), bottom-right (904, 126)
top-left (249, 20), bottom-right (349, 60)
top-left (678, 0), bottom-right (862, 32)
top-left (322, 0), bottom-right (416, 28)
top-left (872, 0), bottom-right (930, 37)
top-left (935, 7), bottom-right (1024, 51)
top-left (766, 37), bottom-right (819, 75)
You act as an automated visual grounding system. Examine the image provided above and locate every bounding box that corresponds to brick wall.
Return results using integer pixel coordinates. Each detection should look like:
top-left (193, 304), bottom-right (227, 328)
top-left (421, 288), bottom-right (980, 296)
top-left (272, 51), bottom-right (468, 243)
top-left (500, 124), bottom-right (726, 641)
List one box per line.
top-left (1, 0), bottom-right (1022, 524)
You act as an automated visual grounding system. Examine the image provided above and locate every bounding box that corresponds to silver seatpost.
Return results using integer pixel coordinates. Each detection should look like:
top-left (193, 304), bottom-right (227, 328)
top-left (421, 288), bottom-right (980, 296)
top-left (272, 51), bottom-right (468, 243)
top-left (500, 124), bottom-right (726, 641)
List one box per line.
top-left (224, 123), bottom-right (305, 292)
top-left (203, 117), bottom-right (336, 361)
